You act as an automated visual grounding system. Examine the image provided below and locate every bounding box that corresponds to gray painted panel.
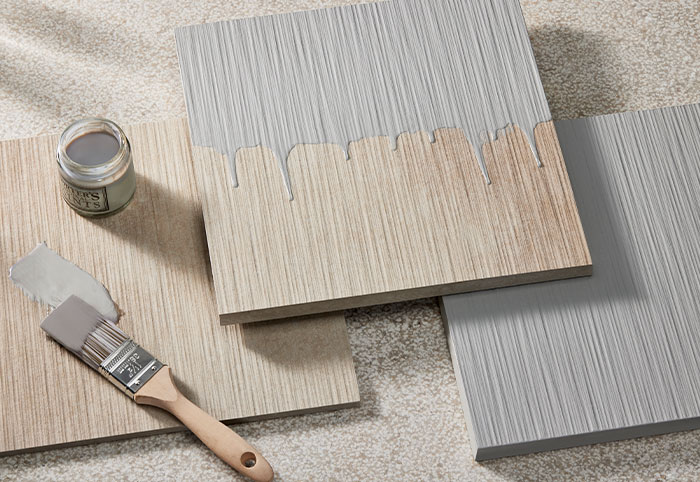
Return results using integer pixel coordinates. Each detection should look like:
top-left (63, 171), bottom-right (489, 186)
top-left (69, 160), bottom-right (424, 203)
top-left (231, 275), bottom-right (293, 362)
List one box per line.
top-left (441, 103), bottom-right (700, 459)
top-left (175, 0), bottom-right (550, 197)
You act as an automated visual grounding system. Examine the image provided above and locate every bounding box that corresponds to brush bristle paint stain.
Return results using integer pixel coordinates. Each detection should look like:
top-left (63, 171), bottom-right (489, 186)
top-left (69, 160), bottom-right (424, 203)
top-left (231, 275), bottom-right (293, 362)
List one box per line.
top-left (57, 118), bottom-right (136, 217)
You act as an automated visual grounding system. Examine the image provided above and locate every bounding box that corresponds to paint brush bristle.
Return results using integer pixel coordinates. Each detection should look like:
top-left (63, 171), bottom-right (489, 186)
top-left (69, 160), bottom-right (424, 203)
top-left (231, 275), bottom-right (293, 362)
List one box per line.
top-left (82, 318), bottom-right (129, 369)
top-left (40, 295), bottom-right (129, 370)
top-left (41, 295), bottom-right (163, 397)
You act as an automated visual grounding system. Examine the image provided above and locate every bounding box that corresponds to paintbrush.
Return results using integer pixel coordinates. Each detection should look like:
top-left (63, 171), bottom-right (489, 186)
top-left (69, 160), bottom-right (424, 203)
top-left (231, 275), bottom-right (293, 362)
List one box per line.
top-left (40, 295), bottom-right (274, 482)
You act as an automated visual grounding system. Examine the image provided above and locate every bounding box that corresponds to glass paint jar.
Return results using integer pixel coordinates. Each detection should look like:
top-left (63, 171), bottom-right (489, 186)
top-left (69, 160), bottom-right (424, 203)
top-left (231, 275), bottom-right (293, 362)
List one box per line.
top-left (57, 118), bottom-right (136, 217)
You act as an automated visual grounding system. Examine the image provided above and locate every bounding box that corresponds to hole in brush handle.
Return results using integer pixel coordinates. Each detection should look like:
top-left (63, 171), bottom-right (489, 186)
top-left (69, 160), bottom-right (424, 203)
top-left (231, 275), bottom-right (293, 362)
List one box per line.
top-left (241, 452), bottom-right (257, 468)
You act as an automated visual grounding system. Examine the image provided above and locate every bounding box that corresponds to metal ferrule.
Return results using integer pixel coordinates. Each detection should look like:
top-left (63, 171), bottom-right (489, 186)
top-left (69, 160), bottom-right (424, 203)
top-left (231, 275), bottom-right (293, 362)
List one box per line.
top-left (99, 339), bottom-right (164, 398)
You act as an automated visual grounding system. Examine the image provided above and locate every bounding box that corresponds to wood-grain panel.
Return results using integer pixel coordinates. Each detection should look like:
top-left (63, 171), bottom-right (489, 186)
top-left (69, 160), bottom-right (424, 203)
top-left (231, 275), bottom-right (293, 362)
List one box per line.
top-left (175, 0), bottom-right (592, 324)
top-left (0, 119), bottom-right (359, 455)
top-left (194, 122), bottom-right (591, 323)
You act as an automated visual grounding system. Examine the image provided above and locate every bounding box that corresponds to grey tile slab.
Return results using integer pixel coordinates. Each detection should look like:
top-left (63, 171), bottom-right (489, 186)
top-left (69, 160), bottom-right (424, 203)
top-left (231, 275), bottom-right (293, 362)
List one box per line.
top-left (441, 103), bottom-right (700, 460)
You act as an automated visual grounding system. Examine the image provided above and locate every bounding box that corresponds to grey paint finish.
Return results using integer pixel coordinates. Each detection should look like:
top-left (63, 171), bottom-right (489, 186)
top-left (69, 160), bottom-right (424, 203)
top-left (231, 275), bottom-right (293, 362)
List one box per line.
top-left (9, 243), bottom-right (119, 323)
top-left (441, 103), bottom-right (700, 459)
top-left (175, 0), bottom-right (549, 198)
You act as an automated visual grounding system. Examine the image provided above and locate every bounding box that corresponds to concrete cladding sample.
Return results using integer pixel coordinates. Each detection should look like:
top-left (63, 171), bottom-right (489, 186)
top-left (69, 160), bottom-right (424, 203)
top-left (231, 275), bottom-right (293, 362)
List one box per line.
top-left (442, 103), bottom-right (700, 460)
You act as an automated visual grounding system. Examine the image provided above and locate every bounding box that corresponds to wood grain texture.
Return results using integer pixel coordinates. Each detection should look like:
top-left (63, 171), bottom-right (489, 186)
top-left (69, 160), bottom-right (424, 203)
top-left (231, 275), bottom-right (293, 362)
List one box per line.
top-left (193, 122), bottom-right (591, 323)
top-left (176, 0), bottom-right (591, 323)
top-left (0, 118), bottom-right (359, 456)
top-left (441, 103), bottom-right (700, 460)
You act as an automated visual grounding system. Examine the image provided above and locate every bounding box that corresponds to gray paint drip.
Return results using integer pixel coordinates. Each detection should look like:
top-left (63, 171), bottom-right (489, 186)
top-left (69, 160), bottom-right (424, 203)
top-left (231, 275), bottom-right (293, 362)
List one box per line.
top-left (9, 243), bottom-right (119, 322)
top-left (174, 0), bottom-right (550, 199)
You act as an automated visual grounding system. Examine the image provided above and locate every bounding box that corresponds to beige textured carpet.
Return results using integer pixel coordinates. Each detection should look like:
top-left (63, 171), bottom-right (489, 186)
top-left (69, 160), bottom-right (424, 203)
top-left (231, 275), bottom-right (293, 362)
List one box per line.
top-left (1, 1), bottom-right (699, 480)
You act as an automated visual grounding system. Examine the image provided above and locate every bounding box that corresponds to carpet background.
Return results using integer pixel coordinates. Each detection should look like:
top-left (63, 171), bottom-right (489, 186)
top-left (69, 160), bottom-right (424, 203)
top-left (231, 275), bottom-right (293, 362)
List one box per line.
top-left (1, 1), bottom-right (699, 480)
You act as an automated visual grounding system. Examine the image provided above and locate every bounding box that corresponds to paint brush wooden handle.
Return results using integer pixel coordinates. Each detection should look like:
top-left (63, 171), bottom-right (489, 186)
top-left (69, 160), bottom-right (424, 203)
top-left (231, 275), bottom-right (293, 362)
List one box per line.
top-left (134, 367), bottom-right (274, 482)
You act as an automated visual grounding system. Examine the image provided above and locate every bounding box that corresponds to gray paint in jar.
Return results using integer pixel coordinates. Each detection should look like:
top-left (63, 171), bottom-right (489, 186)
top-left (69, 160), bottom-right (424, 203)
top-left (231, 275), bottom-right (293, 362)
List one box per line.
top-left (57, 118), bottom-right (136, 217)
top-left (65, 132), bottom-right (120, 167)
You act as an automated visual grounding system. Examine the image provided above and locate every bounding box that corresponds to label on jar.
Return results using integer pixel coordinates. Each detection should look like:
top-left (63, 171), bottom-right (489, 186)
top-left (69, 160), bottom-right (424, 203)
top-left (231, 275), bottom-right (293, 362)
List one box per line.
top-left (60, 178), bottom-right (109, 213)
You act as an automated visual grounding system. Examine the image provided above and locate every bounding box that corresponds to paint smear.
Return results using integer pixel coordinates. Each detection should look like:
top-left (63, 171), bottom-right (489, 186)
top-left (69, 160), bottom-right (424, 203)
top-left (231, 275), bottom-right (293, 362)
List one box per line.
top-left (9, 243), bottom-right (119, 322)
